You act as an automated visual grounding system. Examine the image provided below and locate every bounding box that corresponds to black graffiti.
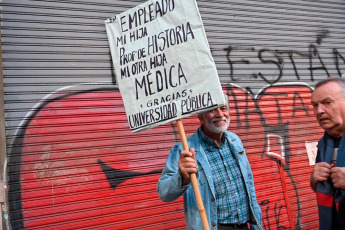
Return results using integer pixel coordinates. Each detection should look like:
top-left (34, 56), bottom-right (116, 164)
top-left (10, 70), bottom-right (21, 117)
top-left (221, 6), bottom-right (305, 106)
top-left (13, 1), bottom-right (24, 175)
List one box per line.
top-left (266, 93), bottom-right (288, 124)
top-left (334, 48), bottom-right (345, 77)
top-left (258, 49), bottom-right (284, 84)
top-left (260, 200), bottom-right (290, 230)
top-left (226, 86), bottom-right (264, 129)
top-left (235, 87), bottom-right (311, 130)
top-left (293, 92), bottom-right (309, 116)
top-left (315, 29), bottom-right (329, 45)
top-left (109, 51), bottom-right (117, 85)
top-left (224, 30), bottom-right (345, 84)
top-left (309, 44), bottom-right (330, 81)
top-left (97, 159), bottom-right (163, 189)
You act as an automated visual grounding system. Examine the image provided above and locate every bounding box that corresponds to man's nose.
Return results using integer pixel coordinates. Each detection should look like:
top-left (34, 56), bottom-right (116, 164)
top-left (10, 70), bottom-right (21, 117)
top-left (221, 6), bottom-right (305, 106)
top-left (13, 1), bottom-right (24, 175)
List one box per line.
top-left (316, 104), bottom-right (325, 114)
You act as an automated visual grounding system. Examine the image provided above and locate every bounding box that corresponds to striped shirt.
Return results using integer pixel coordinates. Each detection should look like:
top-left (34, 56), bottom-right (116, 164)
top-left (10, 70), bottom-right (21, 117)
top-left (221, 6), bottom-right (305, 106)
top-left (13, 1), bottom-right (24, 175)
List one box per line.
top-left (198, 128), bottom-right (249, 224)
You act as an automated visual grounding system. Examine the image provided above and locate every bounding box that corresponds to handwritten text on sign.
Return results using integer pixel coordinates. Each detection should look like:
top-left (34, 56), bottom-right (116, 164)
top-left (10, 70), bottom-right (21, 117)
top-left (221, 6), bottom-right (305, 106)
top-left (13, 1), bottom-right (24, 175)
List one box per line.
top-left (105, 0), bottom-right (225, 132)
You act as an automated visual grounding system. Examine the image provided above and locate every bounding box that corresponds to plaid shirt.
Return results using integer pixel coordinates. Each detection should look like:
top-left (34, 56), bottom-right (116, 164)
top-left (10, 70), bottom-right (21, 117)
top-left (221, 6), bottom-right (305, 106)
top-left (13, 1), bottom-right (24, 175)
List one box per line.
top-left (198, 128), bottom-right (249, 224)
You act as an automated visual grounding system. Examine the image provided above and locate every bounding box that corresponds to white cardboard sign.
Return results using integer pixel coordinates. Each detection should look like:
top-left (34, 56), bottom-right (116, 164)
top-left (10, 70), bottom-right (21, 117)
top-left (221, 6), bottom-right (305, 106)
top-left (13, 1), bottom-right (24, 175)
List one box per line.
top-left (105, 0), bottom-right (225, 133)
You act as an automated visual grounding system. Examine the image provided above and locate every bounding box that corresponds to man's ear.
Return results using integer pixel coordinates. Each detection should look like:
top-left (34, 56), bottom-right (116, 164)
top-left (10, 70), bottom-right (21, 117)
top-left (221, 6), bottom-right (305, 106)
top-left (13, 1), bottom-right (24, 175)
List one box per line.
top-left (198, 114), bottom-right (204, 125)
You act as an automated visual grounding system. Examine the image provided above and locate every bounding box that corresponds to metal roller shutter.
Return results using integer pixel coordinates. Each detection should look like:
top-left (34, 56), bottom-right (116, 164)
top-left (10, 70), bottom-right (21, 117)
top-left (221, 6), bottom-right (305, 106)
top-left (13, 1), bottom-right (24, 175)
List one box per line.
top-left (8, 87), bottom-right (186, 229)
top-left (1, 0), bottom-right (345, 229)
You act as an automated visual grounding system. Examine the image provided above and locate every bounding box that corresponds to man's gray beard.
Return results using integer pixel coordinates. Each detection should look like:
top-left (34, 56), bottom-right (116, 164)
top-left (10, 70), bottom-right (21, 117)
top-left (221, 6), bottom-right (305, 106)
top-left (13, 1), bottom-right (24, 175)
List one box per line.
top-left (205, 117), bottom-right (230, 134)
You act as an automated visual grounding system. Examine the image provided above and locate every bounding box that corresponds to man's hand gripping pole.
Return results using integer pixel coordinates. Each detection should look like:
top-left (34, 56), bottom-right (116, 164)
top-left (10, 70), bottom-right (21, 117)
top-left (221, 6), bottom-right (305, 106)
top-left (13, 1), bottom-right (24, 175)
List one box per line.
top-left (176, 119), bottom-right (210, 230)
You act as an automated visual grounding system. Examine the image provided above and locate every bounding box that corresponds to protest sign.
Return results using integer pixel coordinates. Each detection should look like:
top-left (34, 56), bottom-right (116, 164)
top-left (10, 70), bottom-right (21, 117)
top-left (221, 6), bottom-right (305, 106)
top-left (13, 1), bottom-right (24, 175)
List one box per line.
top-left (105, 0), bottom-right (225, 133)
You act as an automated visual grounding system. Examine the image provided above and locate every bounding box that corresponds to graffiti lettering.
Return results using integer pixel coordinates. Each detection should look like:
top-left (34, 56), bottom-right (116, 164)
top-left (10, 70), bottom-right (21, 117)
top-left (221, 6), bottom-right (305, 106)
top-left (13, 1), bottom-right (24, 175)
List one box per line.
top-left (224, 31), bottom-right (345, 87)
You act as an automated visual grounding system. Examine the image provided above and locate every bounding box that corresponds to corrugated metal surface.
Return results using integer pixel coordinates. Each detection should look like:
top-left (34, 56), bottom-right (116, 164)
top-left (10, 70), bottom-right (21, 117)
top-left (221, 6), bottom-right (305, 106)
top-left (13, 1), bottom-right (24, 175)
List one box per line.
top-left (8, 87), bottom-right (186, 229)
top-left (1, 0), bottom-right (345, 229)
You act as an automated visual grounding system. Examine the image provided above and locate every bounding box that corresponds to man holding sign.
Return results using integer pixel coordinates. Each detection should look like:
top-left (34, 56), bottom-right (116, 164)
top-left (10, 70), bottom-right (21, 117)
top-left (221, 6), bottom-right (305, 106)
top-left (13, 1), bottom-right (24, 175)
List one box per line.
top-left (157, 95), bottom-right (262, 230)
top-left (105, 1), bottom-right (261, 228)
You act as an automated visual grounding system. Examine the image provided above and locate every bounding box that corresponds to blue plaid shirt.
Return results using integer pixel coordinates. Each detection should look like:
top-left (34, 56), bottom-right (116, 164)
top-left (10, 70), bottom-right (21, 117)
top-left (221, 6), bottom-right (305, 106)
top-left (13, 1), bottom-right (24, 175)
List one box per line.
top-left (198, 128), bottom-right (249, 224)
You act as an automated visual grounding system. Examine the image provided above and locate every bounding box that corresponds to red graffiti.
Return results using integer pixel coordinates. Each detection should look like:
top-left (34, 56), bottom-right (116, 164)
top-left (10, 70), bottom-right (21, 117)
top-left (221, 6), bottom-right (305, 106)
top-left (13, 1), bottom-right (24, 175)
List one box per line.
top-left (9, 84), bottom-right (323, 229)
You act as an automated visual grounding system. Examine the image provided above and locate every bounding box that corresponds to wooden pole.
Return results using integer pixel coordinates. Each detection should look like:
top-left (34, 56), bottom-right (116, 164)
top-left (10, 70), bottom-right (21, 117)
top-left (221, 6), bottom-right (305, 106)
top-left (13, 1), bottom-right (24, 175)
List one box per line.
top-left (176, 119), bottom-right (210, 230)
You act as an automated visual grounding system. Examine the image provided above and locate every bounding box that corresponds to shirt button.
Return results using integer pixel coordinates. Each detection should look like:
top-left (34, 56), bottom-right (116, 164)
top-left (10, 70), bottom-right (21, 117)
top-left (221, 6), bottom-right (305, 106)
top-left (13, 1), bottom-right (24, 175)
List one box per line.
top-left (211, 197), bottom-right (215, 202)
top-left (212, 222), bottom-right (216, 227)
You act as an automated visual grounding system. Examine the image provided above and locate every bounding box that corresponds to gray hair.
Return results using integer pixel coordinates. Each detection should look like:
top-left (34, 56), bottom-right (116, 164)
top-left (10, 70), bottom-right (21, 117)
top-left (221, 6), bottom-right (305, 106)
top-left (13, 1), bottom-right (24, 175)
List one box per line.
top-left (223, 94), bottom-right (230, 109)
top-left (315, 77), bottom-right (345, 95)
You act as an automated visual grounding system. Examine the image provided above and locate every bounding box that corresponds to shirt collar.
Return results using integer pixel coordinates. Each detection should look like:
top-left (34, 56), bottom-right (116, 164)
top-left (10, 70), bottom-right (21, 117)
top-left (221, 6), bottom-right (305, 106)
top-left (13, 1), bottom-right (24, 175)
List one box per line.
top-left (197, 126), bottom-right (226, 149)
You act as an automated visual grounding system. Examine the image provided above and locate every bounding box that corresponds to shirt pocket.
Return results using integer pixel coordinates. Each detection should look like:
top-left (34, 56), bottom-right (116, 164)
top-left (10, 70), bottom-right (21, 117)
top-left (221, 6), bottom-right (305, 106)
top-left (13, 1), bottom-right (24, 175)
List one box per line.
top-left (234, 146), bottom-right (246, 155)
top-left (196, 161), bottom-right (208, 187)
